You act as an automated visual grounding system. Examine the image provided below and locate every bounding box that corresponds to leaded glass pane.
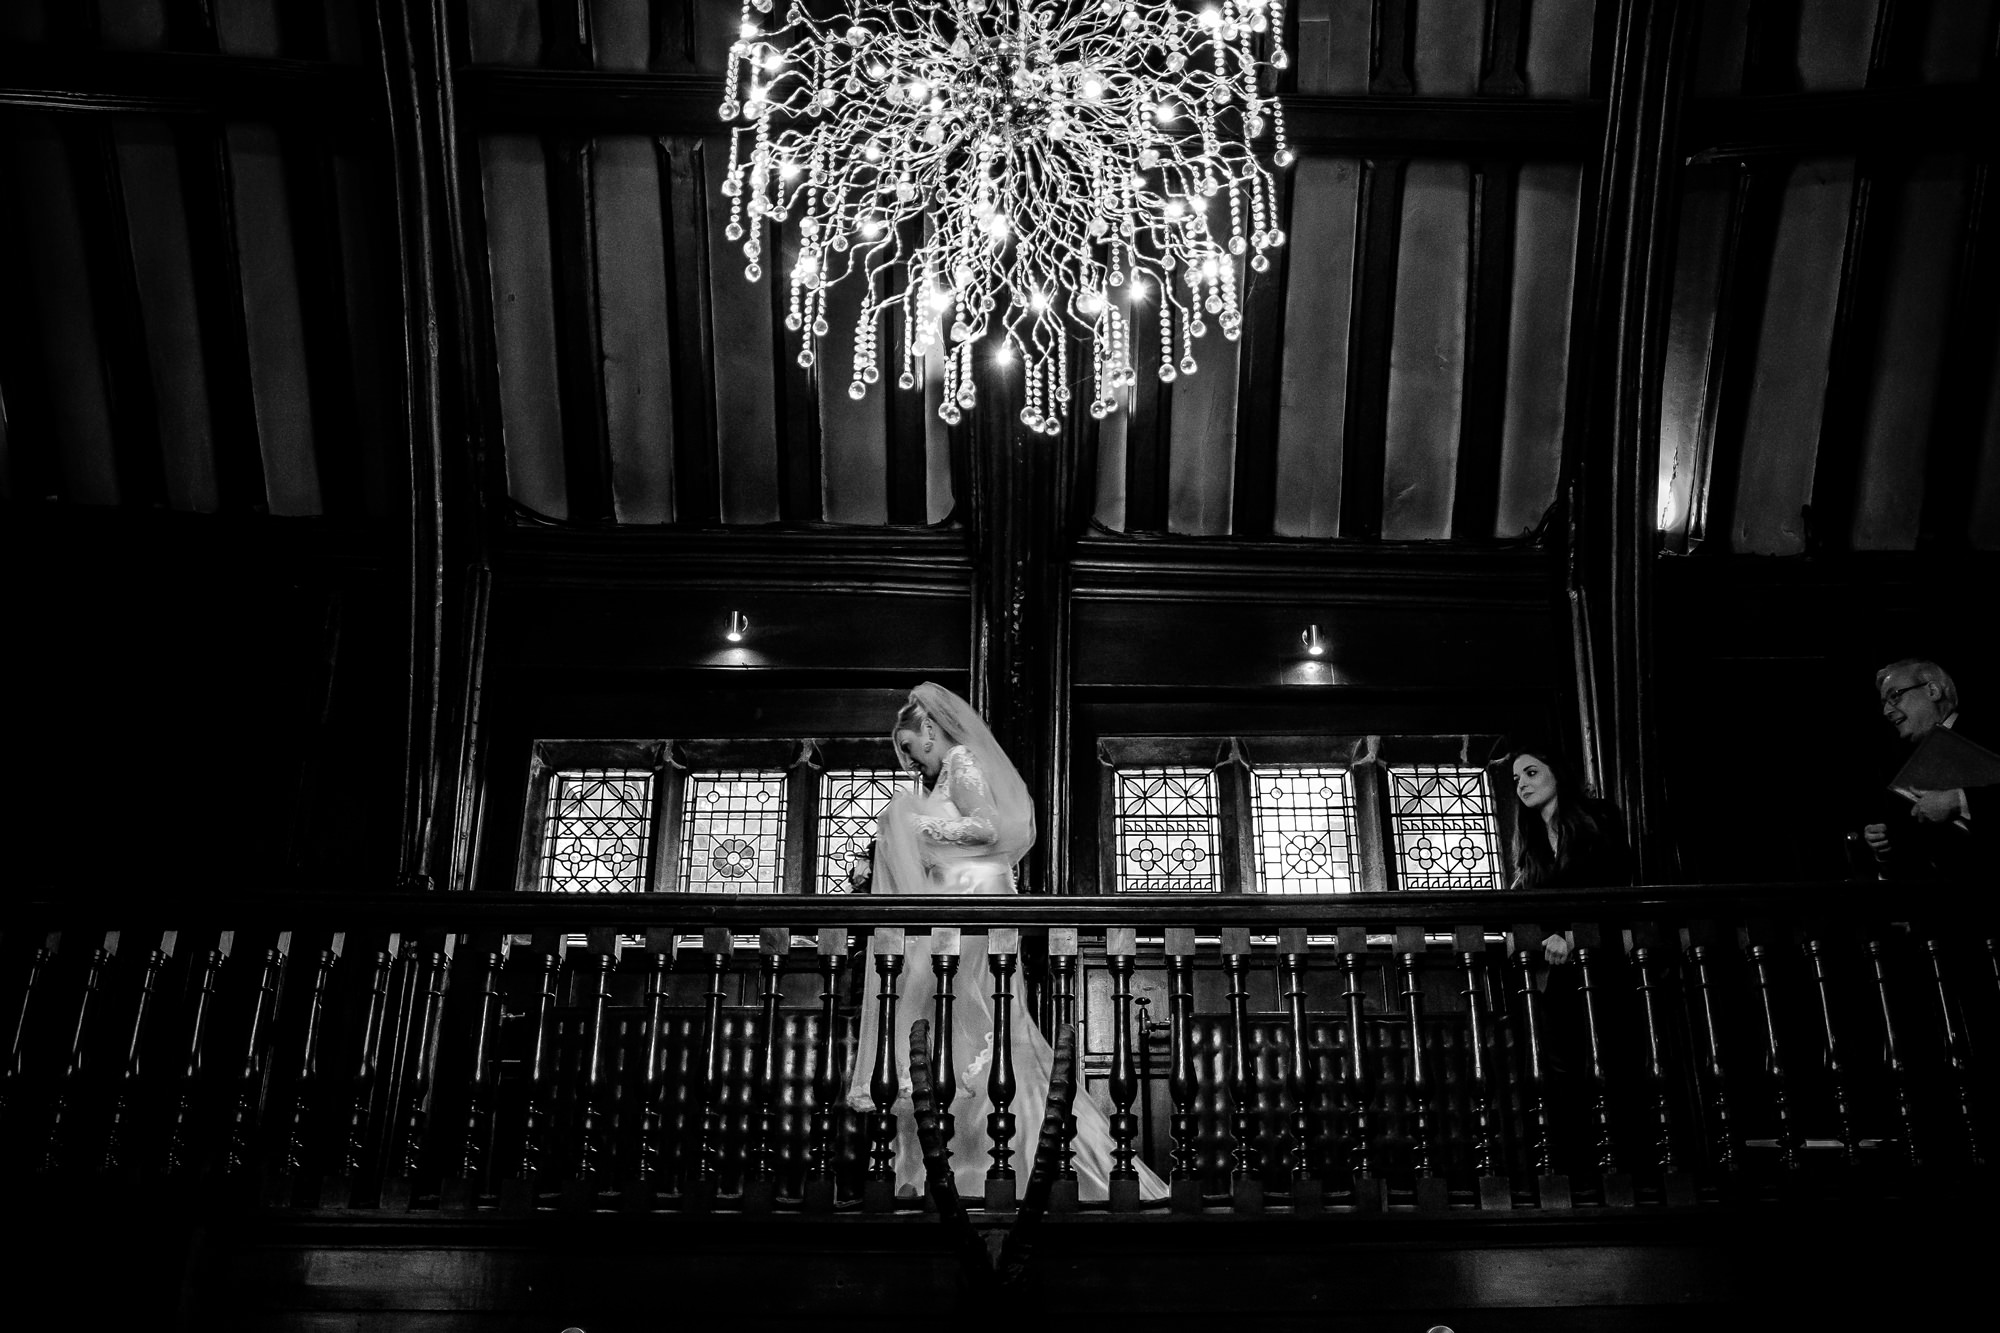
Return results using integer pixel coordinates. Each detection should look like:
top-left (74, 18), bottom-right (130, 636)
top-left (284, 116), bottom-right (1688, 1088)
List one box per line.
top-left (1114, 767), bottom-right (1222, 892)
top-left (817, 768), bottom-right (913, 894)
top-left (540, 769), bottom-right (654, 893)
top-left (680, 770), bottom-right (788, 893)
top-left (1251, 766), bottom-right (1359, 894)
top-left (1387, 765), bottom-right (1502, 890)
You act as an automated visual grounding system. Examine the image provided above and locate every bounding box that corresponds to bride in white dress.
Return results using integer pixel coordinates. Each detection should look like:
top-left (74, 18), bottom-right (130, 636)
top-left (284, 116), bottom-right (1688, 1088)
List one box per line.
top-left (846, 682), bottom-right (1168, 1204)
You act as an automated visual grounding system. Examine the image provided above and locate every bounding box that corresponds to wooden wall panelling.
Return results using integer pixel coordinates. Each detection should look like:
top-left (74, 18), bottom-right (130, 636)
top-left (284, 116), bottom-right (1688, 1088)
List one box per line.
top-left (814, 249), bottom-right (888, 525)
top-left (282, 120), bottom-right (367, 517)
top-left (700, 137), bottom-right (779, 522)
top-left (1370, 0), bottom-right (1417, 95)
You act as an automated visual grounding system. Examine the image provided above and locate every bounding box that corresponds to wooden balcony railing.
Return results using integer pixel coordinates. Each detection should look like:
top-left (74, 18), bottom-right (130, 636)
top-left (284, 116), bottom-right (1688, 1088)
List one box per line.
top-left (3, 885), bottom-right (1992, 1220)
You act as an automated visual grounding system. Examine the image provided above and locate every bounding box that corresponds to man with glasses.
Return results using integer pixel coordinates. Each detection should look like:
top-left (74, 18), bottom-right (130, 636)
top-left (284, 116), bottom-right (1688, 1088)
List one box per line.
top-left (1864, 659), bottom-right (1995, 880)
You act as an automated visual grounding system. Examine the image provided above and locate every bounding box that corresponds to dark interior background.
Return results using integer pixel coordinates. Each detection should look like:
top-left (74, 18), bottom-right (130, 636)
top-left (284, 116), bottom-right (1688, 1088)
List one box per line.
top-left (3, 0), bottom-right (1996, 896)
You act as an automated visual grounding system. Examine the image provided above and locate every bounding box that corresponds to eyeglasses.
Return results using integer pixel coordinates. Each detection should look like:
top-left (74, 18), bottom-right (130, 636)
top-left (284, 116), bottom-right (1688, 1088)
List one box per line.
top-left (1881, 682), bottom-right (1931, 709)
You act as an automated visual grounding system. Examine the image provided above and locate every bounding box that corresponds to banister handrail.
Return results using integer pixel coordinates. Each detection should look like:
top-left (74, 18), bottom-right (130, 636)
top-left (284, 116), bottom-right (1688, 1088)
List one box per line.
top-left (16, 881), bottom-right (1985, 931)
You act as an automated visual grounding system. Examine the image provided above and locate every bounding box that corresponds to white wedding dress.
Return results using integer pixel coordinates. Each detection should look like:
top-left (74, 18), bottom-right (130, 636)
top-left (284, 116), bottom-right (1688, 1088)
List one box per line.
top-left (847, 744), bottom-right (1169, 1203)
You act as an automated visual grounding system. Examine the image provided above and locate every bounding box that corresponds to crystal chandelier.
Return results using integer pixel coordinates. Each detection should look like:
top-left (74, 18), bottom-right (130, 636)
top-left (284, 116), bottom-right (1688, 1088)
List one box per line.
top-left (720, 0), bottom-right (1293, 432)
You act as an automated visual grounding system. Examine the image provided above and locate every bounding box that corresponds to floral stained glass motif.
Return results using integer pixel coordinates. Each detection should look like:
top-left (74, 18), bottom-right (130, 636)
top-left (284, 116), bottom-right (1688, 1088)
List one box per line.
top-left (1252, 766), bottom-right (1359, 894)
top-left (1114, 767), bottom-right (1221, 892)
top-left (1388, 766), bottom-right (1502, 890)
top-left (540, 769), bottom-right (655, 893)
top-left (818, 769), bottom-right (913, 894)
top-left (681, 770), bottom-right (788, 893)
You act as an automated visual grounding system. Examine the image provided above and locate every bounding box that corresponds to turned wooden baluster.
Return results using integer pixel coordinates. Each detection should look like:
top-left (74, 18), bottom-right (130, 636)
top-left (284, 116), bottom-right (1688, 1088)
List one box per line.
top-left (224, 931), bottom-right (290, 1179)
top-left (1571, 922), bottom-right (1634, 1206)
top-left (1631, 922), bottom-right (1696, 1206)
top-left (443, 933), bottom-right (504, 1212)
top-left (743, 927), bottom-right (790, 1213)
top-left (1048, 924), bottom-right (1080, 1200)
top-left (327, 933), bottom-right (399, 1205)
top-left (1678, 921), bottom-right (1741, 1191)
top-left (1220, 927), bottom-right (1260, 1213)
top-left (263, 931), bottom-right (335, 1207)
top-left (1800, 926), bottom-right (1860, 1169)
top-left (1865, 930), bottom-right (1921, 1170)
top-left (1336, 925), bottom-right (1383, 1210)
top-left (502, 934), bottom-right (559, 1215)
top-left (5, 932), bottom-right (60, 1138)
top-left (803, 928), bottom-right (846, 1213)
top-left (1395, 926), bottom-right (1447, 1211)
top-left (1921, 934), bottom-right (1984, 1168)
top-left (1453, 925), bottom-right (1509, 1211)
top-left (164, 931), bottom-right (234, 1178)
top-left (927, 926), bottom-right (963, 1208)
top-left (1045, 927), bottom-right (1080, 1210)
top-left (865, 927), bottom-right (906, 1213)
top-left (102, 932), bottom-right (176, 1176)
top-left (1507, 923), bottom-right (1569, 1209)
top-left (398, 932), bottom-right (457, 1208)
top-left (689, 927), bottom-right (733, 1210)
top-left (1277, 927), bottom-right (1322, 1214)
top-left (1164, 926), bottom-right (1201, 1213)
top-left (988, 927), bottom-right (1024, 1212)
top-left (42, 931), bottom-right (116, 1175)
top-left (1103, 926), bottom-right (1141, 1213)
top-left (559, 931), bottom-right (616, 1213)
top-left (1742, 920), bottom-right (1803, 1179)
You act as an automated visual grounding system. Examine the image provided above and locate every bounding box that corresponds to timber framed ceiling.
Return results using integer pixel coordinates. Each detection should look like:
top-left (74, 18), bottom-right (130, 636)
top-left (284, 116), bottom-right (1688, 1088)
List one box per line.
top-left (1, 1), bottom-right (1997, 556)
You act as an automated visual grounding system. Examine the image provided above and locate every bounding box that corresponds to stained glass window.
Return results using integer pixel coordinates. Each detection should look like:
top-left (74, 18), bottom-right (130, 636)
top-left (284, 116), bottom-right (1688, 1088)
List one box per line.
top-left (1251, 766), bottom-right (1360, 894)
top-left (1387, 765), bottom-right (1502, 890)
top-left (1114, 767), bottom-right (1222, 892)
top-left (680, 770), bottom-right (788, 893)
top-left (539, 769), bottom-right (655, 893)
top-left (818, 768), bottom-right (912, 894)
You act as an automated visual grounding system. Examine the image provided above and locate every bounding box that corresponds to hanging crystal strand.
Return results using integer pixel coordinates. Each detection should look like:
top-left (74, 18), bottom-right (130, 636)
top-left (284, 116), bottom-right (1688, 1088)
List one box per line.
top-left (1218, 247), bottom-right (1242, 339)
top-left (1178, 301), bottom-right (1197, 376)
top-left (1156, 276), bottom-right (1176, 381)
top-left (1054, 333), bottom-right (1070, 414)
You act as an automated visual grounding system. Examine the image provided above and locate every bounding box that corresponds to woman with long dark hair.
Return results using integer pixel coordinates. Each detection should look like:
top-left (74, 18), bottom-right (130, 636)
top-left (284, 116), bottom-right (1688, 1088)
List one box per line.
top-left (1509, 745), bottom-right (1632, 962)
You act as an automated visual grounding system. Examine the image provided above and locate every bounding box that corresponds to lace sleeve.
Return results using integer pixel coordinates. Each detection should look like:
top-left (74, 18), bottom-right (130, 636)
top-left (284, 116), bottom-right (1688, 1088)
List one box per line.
top-left (918, 747), bottom-right (999, 847)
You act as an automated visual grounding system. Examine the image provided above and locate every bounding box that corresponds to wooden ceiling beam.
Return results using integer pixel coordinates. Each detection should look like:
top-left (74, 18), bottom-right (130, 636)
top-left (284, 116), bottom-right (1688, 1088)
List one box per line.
top-left (1451, 160), bottom-right (1518, 541)
top-left (1337, 157), bottom-right (1405, 541)
top-left (459, 67), bottom-right (1599, 156)
top-left (0, 45), bottom-right (374, 122)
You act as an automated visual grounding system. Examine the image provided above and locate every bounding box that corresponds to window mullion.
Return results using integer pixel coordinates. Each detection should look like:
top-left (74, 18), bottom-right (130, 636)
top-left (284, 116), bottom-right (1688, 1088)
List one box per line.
top-left (1353, 754), bottom-right (1392, 892)
top-left (654, 760), bottom-right (688, 893)
top-left (1216, 748), bottom-right (1256, 895)
top-left (784, 752), bottom-right (816, 895)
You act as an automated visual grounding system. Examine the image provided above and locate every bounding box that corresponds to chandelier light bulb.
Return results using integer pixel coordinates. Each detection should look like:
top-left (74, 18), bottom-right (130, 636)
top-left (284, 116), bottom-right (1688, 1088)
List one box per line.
top-left (721, 0), bottom-right (1292, 425)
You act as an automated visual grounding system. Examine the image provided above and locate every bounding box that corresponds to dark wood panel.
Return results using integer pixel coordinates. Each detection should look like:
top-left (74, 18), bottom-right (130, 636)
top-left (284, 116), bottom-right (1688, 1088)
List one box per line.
top-left (1229, 167), bottom-right (1293, 539)
top-left (772, 217), bottom-right (822, 523)
top-left (0, 43), bottom-right (376, 121)
top-left (659, 135), bottom-right (718, 523)
top-left (544, 136), bottom-right (614, 522)
top-left (1920, 156), bottom-right (2000, 547)
top-left (1452, 160), bottom-right (1518, 539)
top-left (280, 125), bottom-right (363, 517)
top-left (1337, 157), bottom-right (1406, 540)
top-left (1370, 0), bottom-right (1417, 94)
